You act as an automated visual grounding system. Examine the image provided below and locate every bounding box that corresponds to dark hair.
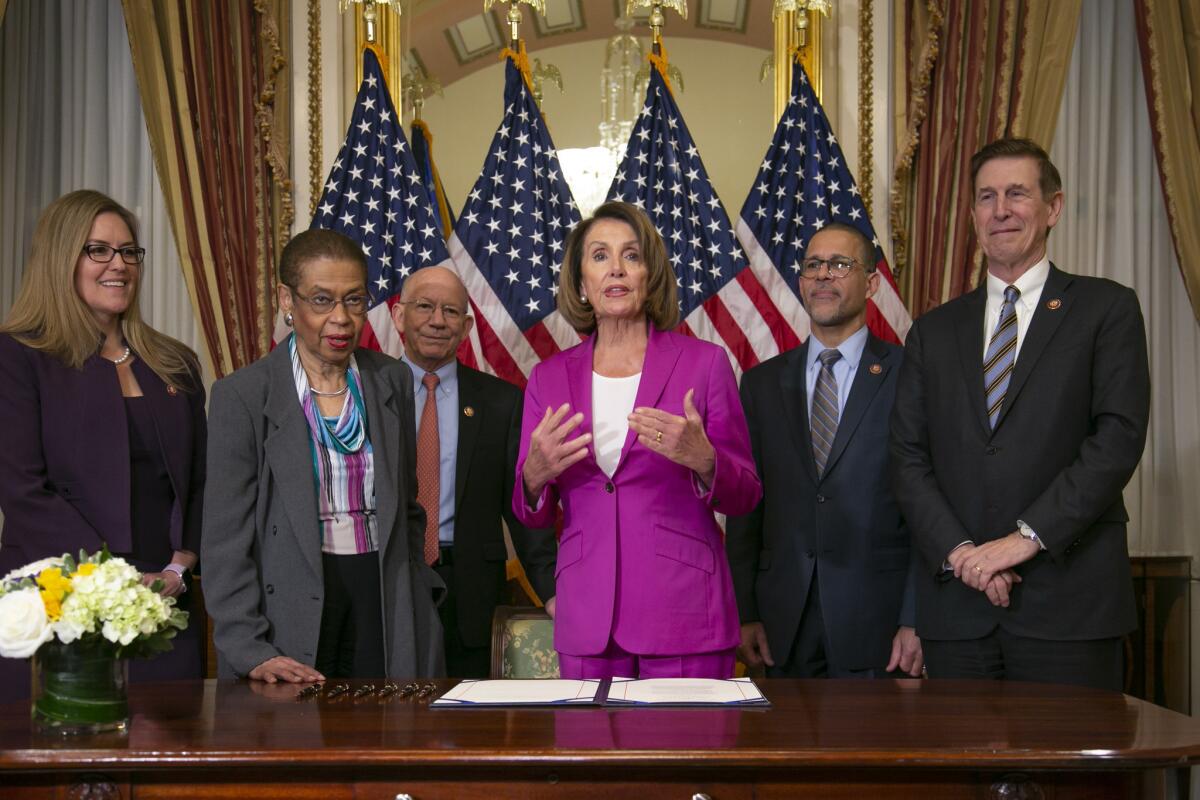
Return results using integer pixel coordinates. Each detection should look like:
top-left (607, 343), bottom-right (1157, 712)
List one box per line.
top-left (279, 228), bottom-right (368, 288)
top-left (970, 138), bottom-right (1062, 199)
top-left (557, 201), bottom-right (679, 333)
top-left (807, 222), bottom-right (876, 272)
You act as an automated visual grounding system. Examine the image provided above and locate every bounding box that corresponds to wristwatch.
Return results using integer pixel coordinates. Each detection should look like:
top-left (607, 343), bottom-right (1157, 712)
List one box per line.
top-left (163, 563), bottom-right (189, 593)
top-left (1016, 520), bottom-right (1046, 551)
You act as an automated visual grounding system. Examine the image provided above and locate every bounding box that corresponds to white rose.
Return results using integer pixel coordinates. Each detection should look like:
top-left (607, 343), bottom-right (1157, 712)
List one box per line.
top-left (0, 588), bottom-right (55, 658)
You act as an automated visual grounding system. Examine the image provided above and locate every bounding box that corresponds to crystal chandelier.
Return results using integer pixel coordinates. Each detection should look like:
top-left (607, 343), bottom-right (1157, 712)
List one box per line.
top-left (599, 15), bottom-right (643, 155)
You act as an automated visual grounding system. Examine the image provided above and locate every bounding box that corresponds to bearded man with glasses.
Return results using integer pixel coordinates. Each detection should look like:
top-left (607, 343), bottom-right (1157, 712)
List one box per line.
top-left (727, 222), bottom-right (922, 679)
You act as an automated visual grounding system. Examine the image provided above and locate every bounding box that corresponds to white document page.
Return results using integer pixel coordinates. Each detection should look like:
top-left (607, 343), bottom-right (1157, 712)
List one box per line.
top-left (606, 677), bottom-right (768, 705)
top-left (432, 679), bottom-right (601, 706)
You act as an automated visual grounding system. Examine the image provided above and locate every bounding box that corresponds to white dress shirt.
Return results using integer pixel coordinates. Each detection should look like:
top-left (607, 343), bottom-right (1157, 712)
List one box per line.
top-left (982, 255), bottom-right (1051, 361)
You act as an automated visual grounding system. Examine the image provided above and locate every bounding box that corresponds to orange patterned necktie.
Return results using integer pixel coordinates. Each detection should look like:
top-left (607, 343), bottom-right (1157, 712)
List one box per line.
top-left (416, 372), bottom-right (441, 565)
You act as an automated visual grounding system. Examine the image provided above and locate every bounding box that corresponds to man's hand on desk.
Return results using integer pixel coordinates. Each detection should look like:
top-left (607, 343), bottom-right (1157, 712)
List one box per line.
top-left (886, 626), bottom-right (923, 676)
top-left (248, 656), bottom-right (324, 684)
top-left (737, 622), bottom-right (775, 671)
top-left (544, 596), bottom-right (556, 619)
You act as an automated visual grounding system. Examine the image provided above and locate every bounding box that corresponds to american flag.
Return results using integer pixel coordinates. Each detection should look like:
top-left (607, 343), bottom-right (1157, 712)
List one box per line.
top-left (447, 56), bottom-right (582, 386)
top-left (607, 66), bottom-right (799, 377)
top-left (274, 49), bottom-right (455, 356)
top-left (736, 61), bottom-right (911, 344)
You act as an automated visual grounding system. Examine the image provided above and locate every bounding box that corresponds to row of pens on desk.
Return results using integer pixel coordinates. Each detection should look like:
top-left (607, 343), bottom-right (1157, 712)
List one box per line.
top-left (295, 681), bottom-right (438, 702)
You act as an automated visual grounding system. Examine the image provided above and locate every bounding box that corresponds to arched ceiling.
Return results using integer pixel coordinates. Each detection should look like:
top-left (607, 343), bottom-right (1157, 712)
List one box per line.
top-left (405, 0), bottom-right (774, 88)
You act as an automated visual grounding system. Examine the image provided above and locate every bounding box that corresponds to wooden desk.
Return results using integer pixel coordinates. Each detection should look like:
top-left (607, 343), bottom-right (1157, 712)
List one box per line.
top-left (2, 679), bottom-right (1199, 798)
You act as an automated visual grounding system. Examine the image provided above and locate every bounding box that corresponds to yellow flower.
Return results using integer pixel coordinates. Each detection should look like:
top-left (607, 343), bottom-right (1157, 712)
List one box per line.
top-left (36, 568), bottom-right (71, 621)
top-left (72, 563), bottom-right (97, 577)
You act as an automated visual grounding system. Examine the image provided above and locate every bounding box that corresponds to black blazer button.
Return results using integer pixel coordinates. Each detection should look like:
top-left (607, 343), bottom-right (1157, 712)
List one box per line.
top-left (604, 482), bottom-right (614, 494)
top-left (265, 584), bottom-right (274, 595)
top-left (815, 494), bottom-right (826, 503)
top-left (986, 446), bottom-right (998, 455)
top-left (271, 525), bottom-right (278, 536)
top-left (804, 549), bottom-right (815, 558)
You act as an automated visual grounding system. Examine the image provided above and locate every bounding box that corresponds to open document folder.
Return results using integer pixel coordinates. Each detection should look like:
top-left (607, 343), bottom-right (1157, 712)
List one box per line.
top-left (430, 677), bottom-right (769, 708)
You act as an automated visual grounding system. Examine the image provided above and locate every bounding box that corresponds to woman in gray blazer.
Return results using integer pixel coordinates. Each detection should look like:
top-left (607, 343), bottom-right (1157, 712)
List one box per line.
top-left (202, 229), bottom-right (443, 683)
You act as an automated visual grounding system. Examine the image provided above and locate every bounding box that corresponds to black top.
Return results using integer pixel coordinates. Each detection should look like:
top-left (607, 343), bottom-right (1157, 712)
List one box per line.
top-left (122, 396), bottom-right (174, 567)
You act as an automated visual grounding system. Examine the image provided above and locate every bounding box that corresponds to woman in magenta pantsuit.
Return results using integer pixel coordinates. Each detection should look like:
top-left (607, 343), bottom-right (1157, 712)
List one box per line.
top-left (513, 202), bottom-right (762, 679)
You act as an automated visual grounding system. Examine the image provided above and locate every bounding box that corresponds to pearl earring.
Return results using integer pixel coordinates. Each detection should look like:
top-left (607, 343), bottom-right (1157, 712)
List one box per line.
top-left (580, 294), bottom-right (588, 304)
top-left (285, 312), bottom-right (294, 327)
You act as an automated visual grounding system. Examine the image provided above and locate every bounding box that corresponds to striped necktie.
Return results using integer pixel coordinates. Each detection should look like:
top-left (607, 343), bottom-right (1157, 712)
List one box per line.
top-left (984, 285), bottom-right (1021, 429)
top-left (811, 348), bottom-right (842, 478)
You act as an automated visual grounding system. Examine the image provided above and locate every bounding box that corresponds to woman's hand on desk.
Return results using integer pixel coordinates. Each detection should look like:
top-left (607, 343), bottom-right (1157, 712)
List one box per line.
top-left (248, 656), bottom-right (325, 684)
top-left (629, 389), bottom-right (716, 486)
top-left (522, 403), bottom-right (592, 502)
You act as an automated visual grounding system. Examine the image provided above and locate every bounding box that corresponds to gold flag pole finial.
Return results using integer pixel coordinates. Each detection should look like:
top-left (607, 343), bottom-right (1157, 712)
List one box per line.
top-left (484, 0), bottom-right (546, 49)
top-left (403, 73), bottom-right (444, 122)
top-left (626, 0), bottom-right (687, 54)
top-left (773, 0), bottom-right (831, 53)
top-left (339, 0), bottom-right (399, 44)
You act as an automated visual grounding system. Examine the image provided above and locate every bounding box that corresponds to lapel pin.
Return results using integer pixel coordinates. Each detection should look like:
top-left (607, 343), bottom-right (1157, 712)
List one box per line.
top-left (166, 385), bottom-right (178, 396)
top-left (1046, 299), bottom-right (1062, 310)
top-left (463, 406), bottom-right (475, 417)
top-left (869, 364), bottom-right (882, 375)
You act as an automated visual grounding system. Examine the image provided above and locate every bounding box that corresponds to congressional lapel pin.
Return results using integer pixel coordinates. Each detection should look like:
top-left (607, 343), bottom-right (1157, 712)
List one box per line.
top-left (166, 385), bottom-right (178, 396)
top-left (869, 364), bottom-right (883, 375)
top-left (463, 406), bottom-right (475, 417)
top-left (1046, 298), bottom-right (1062, 310)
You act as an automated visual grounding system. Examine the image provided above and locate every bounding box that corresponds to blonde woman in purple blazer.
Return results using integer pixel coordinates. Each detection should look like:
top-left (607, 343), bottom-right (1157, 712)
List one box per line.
top-left (513, 201), bottom-right (762, 679)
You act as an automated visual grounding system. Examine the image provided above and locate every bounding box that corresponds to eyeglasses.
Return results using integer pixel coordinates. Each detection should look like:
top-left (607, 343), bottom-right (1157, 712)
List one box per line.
top-left (82, 243), bottom-right (146, 265)
top-left (403, 299), bottom-right (466, 323)
top-left (798, 257), bottom-right (871, 280)
top-left (290, 289), bottom-right (370, 315)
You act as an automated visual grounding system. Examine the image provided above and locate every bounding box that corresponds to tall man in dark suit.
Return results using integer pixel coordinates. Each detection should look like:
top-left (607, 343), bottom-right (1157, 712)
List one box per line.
top-left (890, 138), bottom-right (1150, 691)
top-left (391, 266), bottom-right (556, 677)
top-left (727, 223), bottom-right (922, 678)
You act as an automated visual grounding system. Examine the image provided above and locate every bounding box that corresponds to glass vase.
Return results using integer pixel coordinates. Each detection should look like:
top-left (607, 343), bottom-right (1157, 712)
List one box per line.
top-left (31, 638), bottom-right (129, 735)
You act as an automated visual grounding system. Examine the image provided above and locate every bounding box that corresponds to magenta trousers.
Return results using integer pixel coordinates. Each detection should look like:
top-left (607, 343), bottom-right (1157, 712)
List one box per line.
top-left (558, 638), bottom-right (736, 680)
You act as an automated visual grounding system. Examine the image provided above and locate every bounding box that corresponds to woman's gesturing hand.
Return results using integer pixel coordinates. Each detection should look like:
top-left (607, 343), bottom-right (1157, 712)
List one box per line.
top-left (628, 388), bottom-right (716, 486)
top-left (522, 403), bottom-right (592, 502)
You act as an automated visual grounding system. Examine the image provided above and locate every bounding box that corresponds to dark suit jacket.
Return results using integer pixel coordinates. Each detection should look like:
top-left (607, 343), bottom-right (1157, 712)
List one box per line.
top-left (727, 333), bottom-right (916, 672)
top-left (0, 333), bottom-right (206, 576)
top-left (889, 265), bottom-right (1150, 641)
top-left (202, 345), bottom-right (444, 678)
top-left (441, 363), bottom-right (557, 648)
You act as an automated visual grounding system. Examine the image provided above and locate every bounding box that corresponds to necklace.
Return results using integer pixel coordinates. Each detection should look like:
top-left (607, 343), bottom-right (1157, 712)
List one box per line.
top-left (309, 384), bottom-right (350, 397)
top-left (108, 346), bottom-right (132, 366)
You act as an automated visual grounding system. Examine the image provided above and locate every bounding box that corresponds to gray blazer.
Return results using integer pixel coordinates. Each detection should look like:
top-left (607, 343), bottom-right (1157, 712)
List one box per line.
top-left (202, 344), bottom-right (445, 678)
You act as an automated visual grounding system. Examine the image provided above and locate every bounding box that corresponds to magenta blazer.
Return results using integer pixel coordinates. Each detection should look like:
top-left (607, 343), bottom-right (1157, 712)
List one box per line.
top-left (513, 325), bottom-right (762, 657)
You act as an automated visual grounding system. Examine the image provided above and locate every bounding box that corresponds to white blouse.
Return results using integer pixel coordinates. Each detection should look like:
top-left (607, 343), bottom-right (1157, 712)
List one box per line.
top-left (591, 372), bottom-right (642, 477)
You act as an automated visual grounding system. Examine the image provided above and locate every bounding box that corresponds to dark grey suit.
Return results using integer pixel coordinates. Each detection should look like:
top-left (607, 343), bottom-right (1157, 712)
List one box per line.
top-left (202, 345), bottom-right (444, 678)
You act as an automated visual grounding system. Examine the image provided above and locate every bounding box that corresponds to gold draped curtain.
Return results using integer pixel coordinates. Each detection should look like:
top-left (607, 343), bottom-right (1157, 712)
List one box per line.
top-left (891, 0), bottom-right (1080, 316)
top-left (1134, 0), bottom-right (1200, 323)
top-left (121, 0), bottom-right (293, 377)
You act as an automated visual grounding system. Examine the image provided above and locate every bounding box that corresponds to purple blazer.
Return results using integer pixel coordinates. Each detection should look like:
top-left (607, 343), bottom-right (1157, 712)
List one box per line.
top-left (0, 333), bottom-right (206, 576)
top-left (513, 325), bottom-right (761, 657)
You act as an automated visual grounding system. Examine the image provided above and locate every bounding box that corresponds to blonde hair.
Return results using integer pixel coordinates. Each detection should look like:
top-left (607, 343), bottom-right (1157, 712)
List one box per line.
top-left (0, 190), bottom-right (200, 392)
top-left (557, 201), bottom-right (680, 334)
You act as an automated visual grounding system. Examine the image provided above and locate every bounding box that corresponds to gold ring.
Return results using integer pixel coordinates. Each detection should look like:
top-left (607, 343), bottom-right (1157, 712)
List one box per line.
top-left (973, 565), bottom-right (982, 573)
top-left (655, 430), bottom-right (663, 444)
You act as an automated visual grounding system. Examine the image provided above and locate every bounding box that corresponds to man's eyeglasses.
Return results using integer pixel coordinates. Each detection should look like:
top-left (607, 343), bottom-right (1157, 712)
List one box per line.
top-left (82, 243), bottom-right (146, 265)
top-left (291, 289), bottom-right (370, 315)
top-left (403, 299), bottom-right (465, 323)
top-left (798, 257), bottom-right (871, 280)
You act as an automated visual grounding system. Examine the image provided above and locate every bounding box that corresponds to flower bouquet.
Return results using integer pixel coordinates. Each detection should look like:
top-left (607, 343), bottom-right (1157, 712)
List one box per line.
top-left (0, 547), bottom-right (187, 734)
